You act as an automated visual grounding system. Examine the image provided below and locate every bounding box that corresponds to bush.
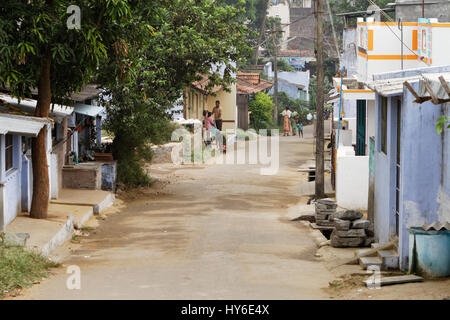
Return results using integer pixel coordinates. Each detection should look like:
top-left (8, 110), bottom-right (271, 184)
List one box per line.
top-left (102, 85), bottom-right (179, 187)
top-left (248, 92), bottom-right (274, 131)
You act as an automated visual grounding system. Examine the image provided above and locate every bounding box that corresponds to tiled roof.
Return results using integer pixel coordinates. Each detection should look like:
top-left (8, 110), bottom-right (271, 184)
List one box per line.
top-left (236, 73), bottom-right (273, 95)
top-left (191, 74), bottom-right (223, 94)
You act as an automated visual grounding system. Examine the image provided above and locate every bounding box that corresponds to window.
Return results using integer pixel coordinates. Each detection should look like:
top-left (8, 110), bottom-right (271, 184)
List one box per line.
top-left (381, 97), bottom-right (388, 154)
top-left (5, 134), bottom-right (13, 171)
top-left (303, 0), bottom-right (312, 8)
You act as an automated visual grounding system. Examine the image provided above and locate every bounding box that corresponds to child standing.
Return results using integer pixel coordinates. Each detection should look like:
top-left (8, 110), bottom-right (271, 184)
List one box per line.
top-left (297, 121), bottom-right (303, 138)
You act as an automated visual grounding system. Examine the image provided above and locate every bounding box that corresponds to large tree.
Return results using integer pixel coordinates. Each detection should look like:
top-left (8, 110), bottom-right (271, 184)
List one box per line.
top-left (101, 0), bottom-right (250, 186)
top-left (0, 0), bottom-right (132, 218)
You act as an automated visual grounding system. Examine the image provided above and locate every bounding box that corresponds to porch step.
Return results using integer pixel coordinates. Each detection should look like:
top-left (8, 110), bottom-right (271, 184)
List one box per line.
top-left (371, 242), bottom-right (395, 250)
top-left (354, 248), bottom-right (377, 257)
top-left (377, 249), bottom-right (399, 270)
top-left (359, 256), bottom-right (382, 270)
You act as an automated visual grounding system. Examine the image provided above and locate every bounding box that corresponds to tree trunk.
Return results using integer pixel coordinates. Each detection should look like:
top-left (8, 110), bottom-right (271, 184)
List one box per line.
top-left (30, 56), bottom-right (51, 219)
top-left (253, 0), bottom-right (270, 65)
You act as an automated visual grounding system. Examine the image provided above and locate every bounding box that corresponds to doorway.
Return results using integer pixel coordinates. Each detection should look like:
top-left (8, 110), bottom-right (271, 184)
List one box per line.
top-left (356, 99), bottom-right (366, 155)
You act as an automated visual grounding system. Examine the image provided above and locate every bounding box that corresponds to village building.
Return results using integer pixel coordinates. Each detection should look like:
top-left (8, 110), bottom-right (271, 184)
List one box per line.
top-left (184, 74), bottom-right (237, 132)
top-left (264, 61), bottom-right (310, 101)
top-left (332, 15), bottom-right (450, 213)
top-left (0, 112), bottom-right (52, 231)
top-left (0, 86), bottom-right (115, 231)
top-left (369, 65), bottom-right (450, 271)
top-left (236, 72), bottom-right (274, 130)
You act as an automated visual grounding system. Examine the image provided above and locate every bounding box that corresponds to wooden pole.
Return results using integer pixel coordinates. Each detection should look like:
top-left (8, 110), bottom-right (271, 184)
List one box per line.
top-left (272, 27), bottom-right (279, 124)
top-left (315, 0), bottom-right (325, 199)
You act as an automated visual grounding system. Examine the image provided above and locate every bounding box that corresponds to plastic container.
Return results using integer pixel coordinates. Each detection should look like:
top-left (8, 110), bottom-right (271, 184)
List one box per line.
top-left (408, 227), bottom-right (450, 278)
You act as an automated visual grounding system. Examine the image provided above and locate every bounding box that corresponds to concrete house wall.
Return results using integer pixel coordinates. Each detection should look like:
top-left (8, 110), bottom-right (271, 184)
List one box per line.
top-left (373, 81), bottom-right (450, 270)
top-left (0, 134), bottom-right (22, 230)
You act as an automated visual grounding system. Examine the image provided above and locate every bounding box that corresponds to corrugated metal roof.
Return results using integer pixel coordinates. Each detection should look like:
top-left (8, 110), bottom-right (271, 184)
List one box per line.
top-left (74, 103), bottom-right (104, 117)
top-left (418, 72), bottom-right (450, 100)
top-left (0, 93), bottom-right (73, 120)
top-left (369, 71), bottom-right (450, 98)
top-left (0, 113), bottom-right (49, 137)
top-left (30, 84), bottom-right (102, 102)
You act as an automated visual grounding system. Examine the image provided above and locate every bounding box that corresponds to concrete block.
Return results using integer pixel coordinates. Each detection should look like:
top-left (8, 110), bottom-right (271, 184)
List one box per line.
top-left (336, 228), bottom-right (366, 238)
top-left (330, 232), bottom-right (364, 247)
top-left (316, 213), bottom-right (329, 220)
top-left (317, 198), bottom-right (335, 205)
top-left (377, 249), bottom-right (399, 270)
top-left (359, 256), bottom-right (382, 270)
top-left (316, 219), bottom-right (335, 227)
top-left (335, 210), bottom-right (363, 221)
top-left (333, 218), bottom-right (351, 231)
top-left (351, 219), bottom-right (371, 229)
top-left (316, 203), bottom-right (337, 210)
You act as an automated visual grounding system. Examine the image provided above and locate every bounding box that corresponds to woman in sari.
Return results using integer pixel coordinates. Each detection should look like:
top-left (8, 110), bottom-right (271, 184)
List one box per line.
top-left (281, 107), bottom-right (291, 136)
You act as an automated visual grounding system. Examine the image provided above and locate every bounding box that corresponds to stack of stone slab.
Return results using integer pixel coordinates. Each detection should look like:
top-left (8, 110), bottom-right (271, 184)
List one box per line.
top-left (329, 210), bottom-right (374, 247)
top-left (315, 198), bottom-right (337, 227)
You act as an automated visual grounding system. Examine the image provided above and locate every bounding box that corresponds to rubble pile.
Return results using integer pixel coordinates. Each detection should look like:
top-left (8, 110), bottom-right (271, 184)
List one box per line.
top-left (329, 210), bottom-right (374, 247)
top-left (315, 198), bottom-right (337, 227)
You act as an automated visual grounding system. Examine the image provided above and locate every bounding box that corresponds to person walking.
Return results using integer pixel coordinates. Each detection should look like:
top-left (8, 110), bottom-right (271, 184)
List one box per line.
top-left (281, 107), bottom-right (291, 136)
top-left (212, 100), bottom-right (223, 131)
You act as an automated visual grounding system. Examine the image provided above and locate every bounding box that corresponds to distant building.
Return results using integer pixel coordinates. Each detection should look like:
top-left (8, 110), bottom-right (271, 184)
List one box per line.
top-left (391, 0), bottom-right (450, 22)
top-left (265, 61), bottom-right (310, 101)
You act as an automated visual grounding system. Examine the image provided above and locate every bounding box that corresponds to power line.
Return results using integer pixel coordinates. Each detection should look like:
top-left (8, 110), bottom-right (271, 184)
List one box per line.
top-left (366, 0), bottom-right (419, 58)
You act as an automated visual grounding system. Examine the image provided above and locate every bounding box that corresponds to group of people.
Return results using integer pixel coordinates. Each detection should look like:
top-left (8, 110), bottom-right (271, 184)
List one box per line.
top-left (281, 107), bottom-right (303, 138)
top-left (203, 100), bottom-right (224, 149)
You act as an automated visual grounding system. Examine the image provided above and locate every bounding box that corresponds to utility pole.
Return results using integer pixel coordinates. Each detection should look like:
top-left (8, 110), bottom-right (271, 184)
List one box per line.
top-left (272, 26), bottom-right (279, 124)
top-left (315, 0), bottom-right (325, 199)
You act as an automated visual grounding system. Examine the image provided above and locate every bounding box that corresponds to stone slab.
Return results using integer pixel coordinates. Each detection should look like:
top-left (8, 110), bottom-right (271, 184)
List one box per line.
top-left (352, 219), bottom-right (371, 229)
top-left (336, 229), bottom-right (366, 238)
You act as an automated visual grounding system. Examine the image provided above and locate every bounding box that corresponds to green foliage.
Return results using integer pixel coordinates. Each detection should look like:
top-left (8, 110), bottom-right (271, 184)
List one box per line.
top-left (0, 245), bottom-right (59, 297)
top-left (248, 92), bottom-right (274, 130)
top-left (270, 58), bottom-right (296, 72)
top-left (0, 0), bottom-right (131, 104)
top-left (100, 0), bottom-right (250, 186)
top-left (102, 84), bottom-right (175, 186)
top-left (436, 115), bottom-right (450, 134)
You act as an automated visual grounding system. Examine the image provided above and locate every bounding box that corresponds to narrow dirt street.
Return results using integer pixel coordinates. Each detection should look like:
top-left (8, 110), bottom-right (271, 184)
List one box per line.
top-left (17, 128), bottom-right (338, 299)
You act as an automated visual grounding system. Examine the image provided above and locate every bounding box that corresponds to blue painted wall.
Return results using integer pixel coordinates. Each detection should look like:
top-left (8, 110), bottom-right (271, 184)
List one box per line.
top-left (374, 95), bottom-right (397, 245)
top-left (398, 81), bottom-right (444, 269)
top-left (374, 80), bottom-right (450, 271)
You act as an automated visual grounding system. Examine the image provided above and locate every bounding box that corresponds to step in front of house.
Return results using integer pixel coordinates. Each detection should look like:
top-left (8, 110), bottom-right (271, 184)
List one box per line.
top-left (377, 249), bottom-right (399, 270)
top-left (354, 248), bottom-right (377, 257)
top-left (371, 242), bottom-right (395, 250)
top-left (359, 256), bottom-right (382, 270)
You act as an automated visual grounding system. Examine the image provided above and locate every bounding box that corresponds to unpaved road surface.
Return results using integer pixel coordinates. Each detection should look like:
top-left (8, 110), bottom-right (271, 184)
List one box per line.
top-left (17, 131), bottom-right (338, 299)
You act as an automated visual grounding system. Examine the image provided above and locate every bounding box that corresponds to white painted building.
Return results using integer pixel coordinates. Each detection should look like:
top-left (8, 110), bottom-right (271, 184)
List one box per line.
top-left (267, 1), bottom-right (291, 50)
top-left (333, 16), bottom-right (450, 211)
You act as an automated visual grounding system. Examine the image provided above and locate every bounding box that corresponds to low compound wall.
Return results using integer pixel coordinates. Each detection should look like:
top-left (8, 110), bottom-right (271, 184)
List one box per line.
top-left (336, 147), bottom-right (369, 211)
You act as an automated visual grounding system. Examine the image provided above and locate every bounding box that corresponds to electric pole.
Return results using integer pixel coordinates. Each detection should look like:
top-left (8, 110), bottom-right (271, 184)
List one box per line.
top-left (315, 0), bottom-right (325, 199)
top-left (272, 26), bottom-right (279, 124)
